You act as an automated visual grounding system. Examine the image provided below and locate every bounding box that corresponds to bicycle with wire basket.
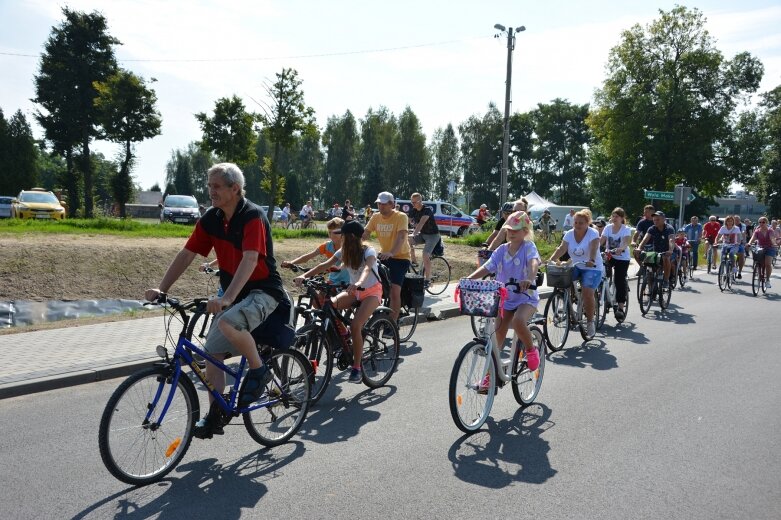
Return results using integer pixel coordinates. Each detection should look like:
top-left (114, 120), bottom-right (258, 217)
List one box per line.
top-left (291, 275), bottom-right (400, 403)
top-left (542, 261), bottom-right (599, 351)
top-left (98, 294), bottom-right (313, 486)
top-left (448, 278), bottom-right (545, 433)
top-left (751, 246), bottom-right (771, 296)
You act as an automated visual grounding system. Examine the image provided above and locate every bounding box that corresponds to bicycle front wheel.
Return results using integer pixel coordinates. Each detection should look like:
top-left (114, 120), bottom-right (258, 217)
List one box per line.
top-left (361, 314), bottom-right (400, 387)
top-left (752, 265), bottom-right (760, 296)
top-left (594, 282), bottom-right (605, 330)
top-left (425, 256), bottom-right (451, 295)
top-left (397, 304), bottom-right (419, 342)
top-left (660, 276), bottom-right (672, 309)
top-left (244, 349), bottom-right (312, 447)
top-left (99, 365), bottom-right (199, 486)
top-left (639, 274), bottom-right (654, 316)
top-left (718, 262), bottom-right (728, 292)
top-left (512, 326), bottom-right (545, 406)
top-left (291, 324), bottom-right (333, 404)
top-left (449, 341), bottom-right (495, 433)
top-left (543, 290), bottom-right (569, 351)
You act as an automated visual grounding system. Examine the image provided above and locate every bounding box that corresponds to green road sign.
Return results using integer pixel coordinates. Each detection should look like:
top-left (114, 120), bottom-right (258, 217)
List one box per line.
top-left (644, 190), bottom-right (695, 202)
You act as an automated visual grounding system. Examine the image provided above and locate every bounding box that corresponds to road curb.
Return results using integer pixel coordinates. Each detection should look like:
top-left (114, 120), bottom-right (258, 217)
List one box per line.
top-left (0, 358), bottom-right (158, 400)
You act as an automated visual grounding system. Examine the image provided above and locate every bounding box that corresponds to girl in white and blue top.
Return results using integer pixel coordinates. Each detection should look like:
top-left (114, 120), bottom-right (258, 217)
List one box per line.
top-left (549, 209), bottom-right (602, 337)
top-left (599, 207), bottom-right (632, 319)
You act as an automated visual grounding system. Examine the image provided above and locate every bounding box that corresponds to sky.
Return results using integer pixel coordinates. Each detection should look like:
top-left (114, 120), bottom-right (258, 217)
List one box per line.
top-left (1, 0), bottom-right (780, 192)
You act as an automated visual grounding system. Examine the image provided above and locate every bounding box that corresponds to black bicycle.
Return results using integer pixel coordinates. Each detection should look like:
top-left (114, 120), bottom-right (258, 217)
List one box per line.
top-left (292, 277), bottom-right (400, 403)
top-left (638, 252), bottom-right (672, 315)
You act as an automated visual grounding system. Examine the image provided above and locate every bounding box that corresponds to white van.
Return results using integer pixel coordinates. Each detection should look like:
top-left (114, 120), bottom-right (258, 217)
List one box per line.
top-left (395, 199), bottom-right (480, 236)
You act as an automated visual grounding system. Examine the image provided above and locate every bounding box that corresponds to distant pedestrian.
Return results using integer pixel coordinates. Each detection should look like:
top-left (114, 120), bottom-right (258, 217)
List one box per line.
top-left (562, 209), bottom-right (575, 232)
top-left (476, 204), bottom-right (490, 226)
top-left (342, 199), bottom-right (355, 221)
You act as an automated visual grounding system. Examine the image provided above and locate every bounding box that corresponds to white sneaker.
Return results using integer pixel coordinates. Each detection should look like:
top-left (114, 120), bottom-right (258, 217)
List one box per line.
top-left (586, 320), bottom-right (596, 338)
top-left (766, 280), bottom-right (772, 289)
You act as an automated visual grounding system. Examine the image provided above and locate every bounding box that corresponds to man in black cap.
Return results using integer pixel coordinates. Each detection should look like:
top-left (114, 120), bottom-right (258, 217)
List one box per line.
top-left (637, 211), bottom-right (676, 288)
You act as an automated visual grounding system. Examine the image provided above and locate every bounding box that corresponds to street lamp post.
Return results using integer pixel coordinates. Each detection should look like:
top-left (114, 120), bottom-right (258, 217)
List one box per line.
top-left (494, 23), bottom-right (525, 205)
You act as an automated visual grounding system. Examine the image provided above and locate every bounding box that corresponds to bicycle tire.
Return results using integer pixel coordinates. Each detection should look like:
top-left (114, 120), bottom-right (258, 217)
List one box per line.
top-left (595, 282), bottom-right (606, 330)
top-left (360, 314), bottom-right (400, 388)
top-left (99, 365), bottom-right (199, 486)
top-left (678, 264), bottom-right (688, 288)
top-left (576, 283), bottom-right (590, 340)
top-left (243, 349), bottom-right (312, 447)
top-left (639, 273), bottom-right (653, 316)
top-left (512, 326), bottom-right (545, 406)
top-left (448, 340), bottom-right (495, 433)
top-left (291, 324), bottom-right (333, 404)
top-left (470, 315), bottom-right (490, 338)
top-left (688, 252), bottom-right (695, 278)
top-left (290, 220), bottom-right (301, 230)
top-left (752, 264), bottom-right (760, 296)
top-left (543, 290), bottom-right (569, 351)
top-left (636, 266), bottom-right (645, 305)
top-left (396, 304), bottom-right (419, 343)
top-left (718, 261), bottom-right (728, 292)
top-left (425, 255), bottom-right (451, 295)
top-left (660, 276), bottom-right (672, 309)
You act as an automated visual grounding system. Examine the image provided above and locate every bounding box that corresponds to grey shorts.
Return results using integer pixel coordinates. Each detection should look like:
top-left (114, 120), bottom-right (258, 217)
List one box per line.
top-left (413, 233), bottom-right (440, 256)
top-left (204, 290), bottom-right (279, 357)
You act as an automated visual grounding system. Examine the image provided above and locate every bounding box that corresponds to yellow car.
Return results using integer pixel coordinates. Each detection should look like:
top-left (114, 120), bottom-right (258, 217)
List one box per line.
top-left (13, 189), bottom-right (67, 220)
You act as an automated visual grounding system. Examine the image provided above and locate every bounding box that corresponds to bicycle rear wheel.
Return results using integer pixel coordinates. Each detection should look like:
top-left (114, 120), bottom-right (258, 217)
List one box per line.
top-left (660, 276), bottom-right (672, 309)
top-left (636, 267), bottom-right (645, 305)
top-left (449, 341), bottom-right (495, 433)
top-left (594, 282), bottom-right (605, 330)
top-left (397, 304), bottom-right (419, 342)
top-left (512, 326), bottom-right (545, 406)
top-left (361, 314), bottom-right (400, 387)
top-left (639, 273), bottom-right (654, 316)
top-left (543, 290), bottom-right (569, 351)
top-left (425, 256), bottom-right (451, 295)
top-left (291, 324), bottom-right (333, 404)
top-left (678, 264), bottom-right (688, 288)
top-left (99, 365), bottom-right (199, 486)
top-left (243, 349), bottom-right (312, 447)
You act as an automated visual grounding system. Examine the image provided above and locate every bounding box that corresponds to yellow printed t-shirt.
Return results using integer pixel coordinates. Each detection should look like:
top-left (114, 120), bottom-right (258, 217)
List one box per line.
top-left (365, 210), bottom-right (411, 260)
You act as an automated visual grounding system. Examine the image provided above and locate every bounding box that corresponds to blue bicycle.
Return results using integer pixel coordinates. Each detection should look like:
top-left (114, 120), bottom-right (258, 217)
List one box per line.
top-left (98, 294), bottom-right (313, 486)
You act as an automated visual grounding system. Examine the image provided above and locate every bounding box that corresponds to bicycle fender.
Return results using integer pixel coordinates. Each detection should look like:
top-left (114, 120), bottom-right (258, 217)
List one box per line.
top-left (371, 306), bottom-right (393, 317)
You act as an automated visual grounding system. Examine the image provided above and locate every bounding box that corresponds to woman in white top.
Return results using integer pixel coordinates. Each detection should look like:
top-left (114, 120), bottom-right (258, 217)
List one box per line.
top-left (599, 207), bottom-right (632, 320)
top-left (717, 215), bottom-right (742, 271)
top-left (294, 220), bottom-right (381, 383)
top-left (549, 209), bottom-right (603, 338)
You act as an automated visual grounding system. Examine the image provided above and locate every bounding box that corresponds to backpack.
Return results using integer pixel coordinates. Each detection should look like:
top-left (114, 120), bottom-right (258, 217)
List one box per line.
top-left (375, 262), bottom-right (392, 301)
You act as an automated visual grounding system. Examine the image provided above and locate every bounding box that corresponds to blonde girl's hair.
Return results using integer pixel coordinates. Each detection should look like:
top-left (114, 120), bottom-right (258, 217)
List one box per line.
top-left (575, 208), bottom-right (592, 224)
top-left (326, 217), bottom-right (344, 230)
top-left (341, 232), bottom-right (364, 270)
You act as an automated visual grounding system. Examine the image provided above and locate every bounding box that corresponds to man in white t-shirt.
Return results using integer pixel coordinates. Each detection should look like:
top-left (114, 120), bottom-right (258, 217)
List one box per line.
top-left (562, 209), bottom-right (575, 231)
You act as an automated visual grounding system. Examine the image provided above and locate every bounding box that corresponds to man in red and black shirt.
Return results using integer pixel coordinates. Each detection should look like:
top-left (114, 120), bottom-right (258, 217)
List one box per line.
top-left (145, 163), bottom-right (284, 439)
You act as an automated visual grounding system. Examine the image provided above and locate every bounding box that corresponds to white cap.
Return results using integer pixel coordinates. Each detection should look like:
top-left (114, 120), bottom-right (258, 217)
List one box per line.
top-left (375, 191), bottom-right (394, 204)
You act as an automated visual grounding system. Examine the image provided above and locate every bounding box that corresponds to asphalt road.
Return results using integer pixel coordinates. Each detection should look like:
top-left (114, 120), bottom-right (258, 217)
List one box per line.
top-left (1, 271), bottom-right (780, 519)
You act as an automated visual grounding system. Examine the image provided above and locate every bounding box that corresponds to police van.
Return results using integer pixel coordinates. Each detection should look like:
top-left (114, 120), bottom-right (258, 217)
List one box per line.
top-left (395, 199), bottom-right (480, 237)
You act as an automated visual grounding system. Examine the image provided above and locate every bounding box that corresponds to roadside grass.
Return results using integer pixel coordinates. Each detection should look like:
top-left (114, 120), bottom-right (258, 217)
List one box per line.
top-left (0, 218), bottom-right (328, 239)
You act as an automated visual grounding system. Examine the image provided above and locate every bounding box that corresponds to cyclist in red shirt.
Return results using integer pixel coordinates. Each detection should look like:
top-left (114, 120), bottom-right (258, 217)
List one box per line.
top-left (702, 215), bottom-right (721, 266)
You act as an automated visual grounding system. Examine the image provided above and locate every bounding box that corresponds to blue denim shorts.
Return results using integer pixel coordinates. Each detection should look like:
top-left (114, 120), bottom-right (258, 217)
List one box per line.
top-left (573, 266), bottom-right (602, 290)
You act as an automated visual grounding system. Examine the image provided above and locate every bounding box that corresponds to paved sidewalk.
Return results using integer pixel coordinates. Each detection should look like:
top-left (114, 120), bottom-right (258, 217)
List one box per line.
top-left (0, 260), bottom-right (642, 399)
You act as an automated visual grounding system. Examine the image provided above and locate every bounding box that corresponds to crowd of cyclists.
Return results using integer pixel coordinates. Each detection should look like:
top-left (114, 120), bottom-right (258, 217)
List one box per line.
top-left (142, 162), bottom-right (779, 441)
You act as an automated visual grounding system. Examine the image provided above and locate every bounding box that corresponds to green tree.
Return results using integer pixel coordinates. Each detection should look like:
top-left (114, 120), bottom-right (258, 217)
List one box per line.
top-left (756, 86), bottom-right (781, 216)
top-left (287, 127), bottom-right (324, 207)
top-left (532, 99), bottom-right (590, 204)
top-left (459, 104), bottom-right (503, 208)
top-left (322, 111), bottom-right (359, 208)
top-left (588, 5), bottom-right (763, 217)
top-left (94, 70), bottom-right (162, 217)
top-left (0, 109), bottom-right (39, 194)
top-left (429, 124), bottom-right (459, 201)
top-left (394, 106), bottom-right (431, 199)
top-left (256, 68), bottom-right (316, 221)
top-left (508, 111), bottom-right (536, 199)
top-left (150, 183), bottom-right (161, 192)
top-left (196, 95), bottom-right (257, 164)
top-left (358, 107), bottom-right (398, 205)
top-left (33, 7), bottom-right (120, 217)
top-left (164, 143), bottom-right (215, 204)
top-left (35, 145), bottom-right (67, 191)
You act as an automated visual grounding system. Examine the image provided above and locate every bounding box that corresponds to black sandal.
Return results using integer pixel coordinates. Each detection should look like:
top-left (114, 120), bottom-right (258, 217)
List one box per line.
top-left (239, 367), bottom-right (273, 407)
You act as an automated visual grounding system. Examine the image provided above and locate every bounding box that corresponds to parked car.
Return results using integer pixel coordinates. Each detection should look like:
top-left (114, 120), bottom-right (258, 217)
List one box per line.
top-left (260, 205), bottom-right (284, 222)
top-left (160, 194), bottom-right (200, 224)
top-left (0, 196), bottom-right (14, 218)
top-left (12, 189), bottom-right (66, 220)
top-left (396, 199), bottom-right (480, 236)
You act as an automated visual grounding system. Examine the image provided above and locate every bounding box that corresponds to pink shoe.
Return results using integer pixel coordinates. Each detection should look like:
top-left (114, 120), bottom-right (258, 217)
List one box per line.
top-left (525, 347), bottom-right (540, 371)
top-left (477, 374), bottom-right (491, 394)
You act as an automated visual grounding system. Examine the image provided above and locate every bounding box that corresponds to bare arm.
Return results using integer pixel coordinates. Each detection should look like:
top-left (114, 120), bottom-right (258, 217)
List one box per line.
top-left (282, 248), bottom-right (320, 267)
top-left (413, 215), bottom-right (429, 235)
top-left (488, 229), bottom-right (507, 251)
top-left (467, 265), bottom-right (490, 279)
top-left (549, 240), bottom-right (569, 262)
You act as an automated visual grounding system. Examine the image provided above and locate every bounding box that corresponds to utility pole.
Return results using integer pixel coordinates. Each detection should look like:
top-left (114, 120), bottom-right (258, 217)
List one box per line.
top-left (495, 24), bottom-right (525, 205)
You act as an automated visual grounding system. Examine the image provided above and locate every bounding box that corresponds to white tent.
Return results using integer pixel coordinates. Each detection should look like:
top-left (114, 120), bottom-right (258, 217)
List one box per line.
top-left (524, 191), bottom-right (556, 208)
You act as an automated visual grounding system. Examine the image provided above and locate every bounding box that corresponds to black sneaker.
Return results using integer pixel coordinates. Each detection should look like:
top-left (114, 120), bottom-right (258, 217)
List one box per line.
top-left (737, 272), bottom-right (742, 279)
top-left (348, 367), bottom-right (362, 383)
top-left (239, 366), bottom-right (273, 407)
top-left (193, 413), bottom-right (224, 439)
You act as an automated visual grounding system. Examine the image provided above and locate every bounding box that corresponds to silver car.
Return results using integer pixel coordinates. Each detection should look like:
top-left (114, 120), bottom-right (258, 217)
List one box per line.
top-left (260, 205), bottom-right (284, 222)
top-left (0, 196), bottom-right (14, 218)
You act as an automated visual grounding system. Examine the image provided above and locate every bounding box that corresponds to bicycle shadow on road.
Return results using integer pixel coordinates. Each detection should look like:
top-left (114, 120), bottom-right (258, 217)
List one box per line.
top-left (400, 339), bottom-right (423, 357)
top-left (601, 321), bottom-right (650, 345)
top-left (647, 303), bottom-right (695, 324)
top-left (72, 443), bottom-right (306, 520)
top-left (295, 384), bottom-right (396, 445)
top-left (547, 340), bottom-right (618, 371)
top-left (447, 404), bottom-right (557, 488)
